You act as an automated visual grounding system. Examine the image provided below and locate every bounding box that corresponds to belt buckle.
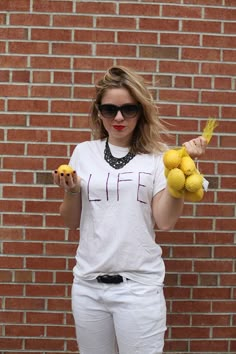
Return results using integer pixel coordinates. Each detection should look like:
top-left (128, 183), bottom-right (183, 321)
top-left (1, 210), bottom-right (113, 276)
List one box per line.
top-left (97, 274), bottom-right (123, 284)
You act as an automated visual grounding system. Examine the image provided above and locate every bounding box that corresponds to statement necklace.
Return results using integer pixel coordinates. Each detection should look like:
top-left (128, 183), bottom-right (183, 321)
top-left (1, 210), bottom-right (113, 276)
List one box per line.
top-left (104, 139), bottom-right (135, 169)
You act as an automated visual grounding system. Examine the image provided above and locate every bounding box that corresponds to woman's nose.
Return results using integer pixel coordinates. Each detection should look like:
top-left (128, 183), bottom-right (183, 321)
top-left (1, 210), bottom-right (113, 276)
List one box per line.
top-left (114, 110), bottom-right (124, 121)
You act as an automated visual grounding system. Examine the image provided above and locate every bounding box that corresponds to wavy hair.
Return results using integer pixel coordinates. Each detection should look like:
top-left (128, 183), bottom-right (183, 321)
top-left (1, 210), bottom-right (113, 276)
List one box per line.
top-left (90, 65), bottom-right (169, 154)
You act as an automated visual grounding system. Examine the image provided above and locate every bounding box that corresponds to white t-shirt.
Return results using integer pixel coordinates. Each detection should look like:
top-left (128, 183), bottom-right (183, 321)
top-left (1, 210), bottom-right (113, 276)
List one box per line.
top-left (69, 139), bottom-right (167, 285)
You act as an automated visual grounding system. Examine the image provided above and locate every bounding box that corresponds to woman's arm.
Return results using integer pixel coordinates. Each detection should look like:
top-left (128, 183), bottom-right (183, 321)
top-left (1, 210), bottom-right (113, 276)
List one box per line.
top-left (53, 170), bottom-right (82, 230)
top-left (152, 136), bottom-right (207, 231)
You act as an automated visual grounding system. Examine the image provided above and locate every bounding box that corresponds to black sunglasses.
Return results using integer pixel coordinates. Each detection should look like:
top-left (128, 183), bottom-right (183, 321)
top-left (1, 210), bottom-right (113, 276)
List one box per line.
top-left (98, 103), bottom-right (141, 119)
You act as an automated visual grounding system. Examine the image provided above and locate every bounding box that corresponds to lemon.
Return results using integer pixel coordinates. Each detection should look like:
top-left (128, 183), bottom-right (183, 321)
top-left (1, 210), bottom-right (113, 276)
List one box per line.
top-left (163, 149), bottom-right (182, 169)
top-left (184, 188), bottom-right (204, 202)
top-left (167, 168), bottom-right (186, 191)
top-left (164, 167), bottom-right (170, 178)
top-left (57, 164), bottom-right (74, 175)
top-left (185, 173), bottom-right (203, 192)
top-left (179, 156), bottom-right (196, 176)
top-left (168, 186), bottom-right (184, 199)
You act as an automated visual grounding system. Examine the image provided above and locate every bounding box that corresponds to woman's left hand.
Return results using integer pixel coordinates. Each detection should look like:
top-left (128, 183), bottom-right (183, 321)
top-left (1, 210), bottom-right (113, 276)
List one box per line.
top-left (183, 136), bottom-right (207, 159)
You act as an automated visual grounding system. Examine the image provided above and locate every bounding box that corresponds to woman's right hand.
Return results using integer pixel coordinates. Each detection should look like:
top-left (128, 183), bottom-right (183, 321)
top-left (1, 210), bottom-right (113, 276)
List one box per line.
top-left (52, 169), bottom-right (81, 194)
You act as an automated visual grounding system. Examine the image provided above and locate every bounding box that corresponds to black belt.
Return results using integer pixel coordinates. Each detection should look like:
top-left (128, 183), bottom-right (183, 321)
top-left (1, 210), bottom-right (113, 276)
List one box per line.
top-left (96, 274), bottom-right (126, 284)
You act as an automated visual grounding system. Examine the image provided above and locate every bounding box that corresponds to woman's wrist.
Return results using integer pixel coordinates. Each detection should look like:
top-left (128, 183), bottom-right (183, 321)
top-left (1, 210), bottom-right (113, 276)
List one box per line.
top-left (65, 188), bottom-right (80, 195)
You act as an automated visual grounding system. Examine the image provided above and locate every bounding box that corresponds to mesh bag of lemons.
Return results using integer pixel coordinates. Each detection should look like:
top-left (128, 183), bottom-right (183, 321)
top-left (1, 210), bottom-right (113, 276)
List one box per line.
top-left (163, 118), bottom-right (218, 202)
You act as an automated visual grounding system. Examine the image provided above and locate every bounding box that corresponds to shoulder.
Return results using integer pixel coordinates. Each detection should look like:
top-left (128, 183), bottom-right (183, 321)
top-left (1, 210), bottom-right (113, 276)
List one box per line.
top-left (73, 139), bottom-right (104, 154)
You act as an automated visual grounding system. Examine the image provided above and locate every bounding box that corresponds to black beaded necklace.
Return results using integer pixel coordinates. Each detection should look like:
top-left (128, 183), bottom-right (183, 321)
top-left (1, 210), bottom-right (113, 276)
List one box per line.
top-left (104, 139), bottom-right (135, 169)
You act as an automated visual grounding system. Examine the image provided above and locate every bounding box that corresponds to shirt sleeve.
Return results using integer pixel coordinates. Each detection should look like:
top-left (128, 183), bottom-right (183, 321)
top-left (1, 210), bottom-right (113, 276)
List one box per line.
top-left (152, 154), bottom-right (167, 197)
top-left (69, 144), bottom-right (80, 173)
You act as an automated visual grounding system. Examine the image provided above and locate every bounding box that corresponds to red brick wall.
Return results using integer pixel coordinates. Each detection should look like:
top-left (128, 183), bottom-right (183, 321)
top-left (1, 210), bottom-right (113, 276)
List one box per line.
top-left (1, 1), bottom-right (235, 353)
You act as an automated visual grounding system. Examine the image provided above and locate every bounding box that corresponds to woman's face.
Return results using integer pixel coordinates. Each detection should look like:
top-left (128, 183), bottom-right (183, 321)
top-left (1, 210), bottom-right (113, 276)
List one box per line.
top-left (99, 87), bottom-right (140, 147)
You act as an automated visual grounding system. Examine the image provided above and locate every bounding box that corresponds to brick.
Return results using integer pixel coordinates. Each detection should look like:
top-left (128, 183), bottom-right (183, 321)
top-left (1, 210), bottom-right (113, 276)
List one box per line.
top-left (140, 18), bottom-right (178, 31)
top-left (25, 228), bottom-right (65, 241)
top-left (216, 218), bottom-right (236, 231)
top-left (0, 55), bottom-right (27, 68)
top-left (76, 1), bottom-right (116, 14)
top-left (0, 143), bottom-right (25, 155)
top-left (192, 314), bottom-right (230, 326)
top-left (202, 91), bottom-right (236, 105)
top-left (33, 0), bottom-right (72, 13)
top-left (199, 274), bottom-right (218, 286)
top-left (0, 0), bottom-right (30, 11)
top-left (8, 99), bottom-right (48, 112)
top-left (160, 89), bottom-right (198, 103)
top-left (162, 5), bottom-right (201, 18)
top-left (173, 246), bottom-right (211, 258)
top-left (12, 70), bottom-right (30, 83)
top-left (194, 260), bottom-right (233, 273)
top-left (202, 62), bottom-right (236, 76)
top-left (140, 46), bottom-right (178, 59)
top-left (32, 70), bottom-right (51, 83)
top-left (30, 115), bottom-right (71, 128)
top-left (205, 7), bottom-right (236, 20)
top-left (0, 84), bottom-right (28, 97)
top-left (182, 20), bottom-right (221, 33)
top-left (31, 56), bottom-right (70, 69)
top-left (172, 327), bottom-right (210, 338)
top-left (10, 13), bottom-right (50, 26)
top-left (5, 324), bottom-right (44, 337)
top-left (3, 214), bottom-right (43, 227)
top-left (182, 47), bottom-right (220, 61)
top-left (54, 15), bottom-right (93, 28)
top-left (51, 100), bottom-right (90, 114)
top-left (3, 242), bottom-right (43, 255)
top-left (52, 43), bottom-right (92, 56)
top-left (0, 270), bottom-right (12, 282)
top-left (190, 339), bottom-right (228, 352)
top-left (96, 44), bottom-right (136, 57)
top-left (97, 17), bottom-right (136, 30)
top-left (0, 228), bottom-right (23, 240)
top-left (25, 338), bottom-right (64, 350)
top-left (0, 338), bottom-right (23, 350)
top-left (15, 172), bottom-right (34, 184)
top-left (193, 287), bottom-right (231, 299)
top-left (196, 204), bottom-right (234, 217)
top-left (195, 232), bottom-right (234, 244)
top-left (0, 200), bottom-right (22, 212)
top-left (9, 41), bottom-right (49, 54)
top-left (118, 31), bottom-right (156, 45)
top-left (160, 33), bottom-right (200, 46)
top-left (25, 284), bottom-right (66, 297)
top-left (0, 28), bottom-right (27, 40)
top-left (160, 61), bottom-right (199, 74)
top-left (223, 49), bottom-right (236, 62)
top-left (47, 325), bottom-right (75, 338)
top-left (172, 300), bottom-right (211, 313)
top-left (0, 69), bottom-right (10, 81)
top-left (26, 257), bottom-right (66, 270)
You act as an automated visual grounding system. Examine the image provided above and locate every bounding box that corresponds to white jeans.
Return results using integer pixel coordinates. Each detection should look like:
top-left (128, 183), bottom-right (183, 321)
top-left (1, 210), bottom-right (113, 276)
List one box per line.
top-left (72, 278), bottom-right (166, 354)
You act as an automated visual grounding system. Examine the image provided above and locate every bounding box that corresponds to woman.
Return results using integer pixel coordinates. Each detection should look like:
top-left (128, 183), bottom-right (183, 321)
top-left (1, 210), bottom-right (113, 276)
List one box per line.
top-left (53, 66), bottom-right (207, 354)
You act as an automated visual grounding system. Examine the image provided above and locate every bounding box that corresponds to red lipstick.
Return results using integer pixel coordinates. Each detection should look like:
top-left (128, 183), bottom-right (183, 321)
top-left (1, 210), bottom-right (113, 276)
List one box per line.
top-left (113, 125), bottom-right (125, 131)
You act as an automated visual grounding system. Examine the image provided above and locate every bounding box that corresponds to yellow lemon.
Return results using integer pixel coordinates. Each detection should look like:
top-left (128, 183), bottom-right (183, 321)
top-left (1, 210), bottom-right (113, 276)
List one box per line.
top-left (185, 173), bottom-right (203, 192)
top-left (163, 149), bottom-right (182, 169)
top-left (167, 168), bottom-right (186, 191)
top-left (168, 186), bottom-right (184, 199)
top-left (164, 167), bottom-right (170, 178)
top-left (57, 164), bottom-right (74, 175)
top-left (179, 156), bottom-right (196, 175)
top-left (184, 188), bottom-right (204, 202)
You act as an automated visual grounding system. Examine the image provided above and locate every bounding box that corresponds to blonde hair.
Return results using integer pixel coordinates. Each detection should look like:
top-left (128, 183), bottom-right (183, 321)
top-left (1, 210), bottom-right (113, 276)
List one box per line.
top-left (90, 65), bottom-right (168, 154)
